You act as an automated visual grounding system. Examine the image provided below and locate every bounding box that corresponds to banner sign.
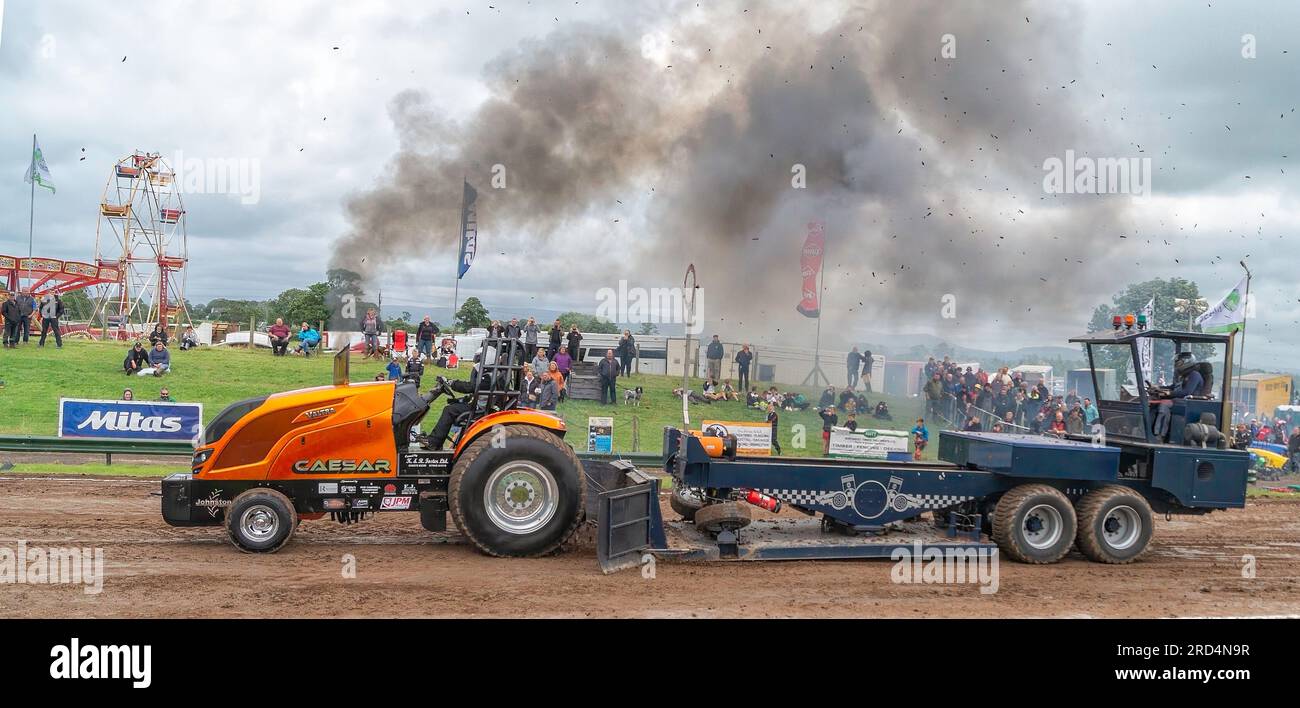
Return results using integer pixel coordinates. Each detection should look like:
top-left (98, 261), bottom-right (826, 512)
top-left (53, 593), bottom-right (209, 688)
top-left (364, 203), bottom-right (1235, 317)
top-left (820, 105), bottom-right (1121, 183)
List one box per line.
top-left (587, 416), bottom-right (613, 454)
top-left (457, 180), bottom-right (478, 279)
top-left (701, 420), bottom-right (772, 457)
top-left (59, 398), bottom-right (203, 443)
top-left (829, 427), bottom-right (909, 459)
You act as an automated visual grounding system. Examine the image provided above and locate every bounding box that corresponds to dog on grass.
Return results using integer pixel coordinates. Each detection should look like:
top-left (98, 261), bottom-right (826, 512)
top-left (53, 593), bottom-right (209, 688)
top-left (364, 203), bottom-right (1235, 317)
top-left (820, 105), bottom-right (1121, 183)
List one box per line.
top-left (624, 386), bottom-right (644, 406)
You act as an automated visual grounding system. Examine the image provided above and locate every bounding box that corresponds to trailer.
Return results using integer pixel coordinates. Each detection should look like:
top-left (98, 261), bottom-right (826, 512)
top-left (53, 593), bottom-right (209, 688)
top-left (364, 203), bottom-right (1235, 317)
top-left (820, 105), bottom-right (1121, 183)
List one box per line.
top-left (593, 326), bottom-right (1250, 571)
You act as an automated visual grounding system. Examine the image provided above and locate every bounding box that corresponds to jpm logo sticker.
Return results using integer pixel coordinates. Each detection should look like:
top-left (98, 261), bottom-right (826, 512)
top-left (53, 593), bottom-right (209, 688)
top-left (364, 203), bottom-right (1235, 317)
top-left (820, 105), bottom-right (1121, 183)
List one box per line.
top-left (59, 398), bottom-right (203, 442)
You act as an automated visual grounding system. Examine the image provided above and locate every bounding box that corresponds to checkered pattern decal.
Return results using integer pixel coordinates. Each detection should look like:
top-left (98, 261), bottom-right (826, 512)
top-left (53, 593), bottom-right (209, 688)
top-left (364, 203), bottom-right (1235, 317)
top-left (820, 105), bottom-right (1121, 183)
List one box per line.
top-left (760, 488), bottom-right (972, 510)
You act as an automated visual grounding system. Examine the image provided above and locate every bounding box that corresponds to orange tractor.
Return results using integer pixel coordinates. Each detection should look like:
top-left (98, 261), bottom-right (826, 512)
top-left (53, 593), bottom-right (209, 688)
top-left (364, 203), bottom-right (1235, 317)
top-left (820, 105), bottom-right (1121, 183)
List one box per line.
top-left (162, 338), bottom-right (586, 557)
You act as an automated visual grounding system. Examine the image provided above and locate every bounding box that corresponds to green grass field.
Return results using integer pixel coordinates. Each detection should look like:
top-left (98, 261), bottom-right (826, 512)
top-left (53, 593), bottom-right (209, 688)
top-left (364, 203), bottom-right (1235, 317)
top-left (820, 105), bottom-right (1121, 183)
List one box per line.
top-left (0, 339), bottom-right (929, 459)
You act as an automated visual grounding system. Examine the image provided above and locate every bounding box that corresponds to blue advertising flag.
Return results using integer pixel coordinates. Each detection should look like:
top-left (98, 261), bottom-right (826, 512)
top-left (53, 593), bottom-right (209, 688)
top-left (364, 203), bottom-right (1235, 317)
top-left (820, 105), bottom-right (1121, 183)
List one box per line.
top-left (457, 180), bottom-right (478, 279)
top-left (59, 398), bottom-right (204, 443)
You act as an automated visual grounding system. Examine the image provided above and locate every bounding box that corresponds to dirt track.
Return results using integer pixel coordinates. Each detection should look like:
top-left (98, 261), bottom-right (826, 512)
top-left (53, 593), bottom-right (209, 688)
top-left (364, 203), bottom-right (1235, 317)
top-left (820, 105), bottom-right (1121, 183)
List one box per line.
top-left (2, 474), bottom-right (1299, 618)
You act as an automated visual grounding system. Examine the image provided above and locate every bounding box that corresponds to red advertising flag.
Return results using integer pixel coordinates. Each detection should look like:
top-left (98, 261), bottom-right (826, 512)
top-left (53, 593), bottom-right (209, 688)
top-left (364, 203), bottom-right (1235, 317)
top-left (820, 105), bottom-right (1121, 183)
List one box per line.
top-left (796, 221), bottom-right (825, 318)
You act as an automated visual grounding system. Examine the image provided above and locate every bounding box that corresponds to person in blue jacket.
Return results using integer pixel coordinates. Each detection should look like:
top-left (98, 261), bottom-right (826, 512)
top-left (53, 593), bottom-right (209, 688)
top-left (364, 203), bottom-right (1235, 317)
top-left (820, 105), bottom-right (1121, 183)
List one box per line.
top-left (296, 322), bottom-right (321, 356)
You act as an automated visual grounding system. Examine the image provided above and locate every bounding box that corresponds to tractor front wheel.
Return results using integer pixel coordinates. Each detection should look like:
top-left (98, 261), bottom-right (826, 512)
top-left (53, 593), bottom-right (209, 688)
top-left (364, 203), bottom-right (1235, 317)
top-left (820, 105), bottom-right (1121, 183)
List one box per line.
top-left (227, 488), bottom-right (297, 553)
top-left (449, 425), bottom-right (585, 557)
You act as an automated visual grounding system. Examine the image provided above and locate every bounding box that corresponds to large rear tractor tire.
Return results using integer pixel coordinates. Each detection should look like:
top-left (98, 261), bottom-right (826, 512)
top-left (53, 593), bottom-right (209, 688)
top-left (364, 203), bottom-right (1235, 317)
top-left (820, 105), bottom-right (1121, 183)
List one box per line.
top-left (227, 488), bottom-right (297, 553)
top-left (1074, 485), bottom-right (1154, 564)
top-left (449, 424), bottom-right (585, 557)
top-left (693, 502), bottom-right (752, 536)
top-left (992, 484), bottom-right (1076, 564)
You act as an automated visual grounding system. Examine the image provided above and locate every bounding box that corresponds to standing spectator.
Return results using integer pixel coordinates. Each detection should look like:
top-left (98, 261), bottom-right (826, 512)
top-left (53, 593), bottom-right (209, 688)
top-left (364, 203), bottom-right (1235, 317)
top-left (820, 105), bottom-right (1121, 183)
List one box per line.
top-left (705, 334), bottom-right (724, 381)
top-left (766, 402), bottom-right (782, 454)
top-left (179, 324), bottom-right (200, 351)
top-left (386, 357), bottom-right (402, 381)
top-left (148, 323), bottom-right (169, 347)
top-left (2, 295), bottom-right (21, 348)
top-left (531, 349), bottom-right (549, 378)
top-left (38, 293), bottom-right (64, 348)
top-left (488, 319), bottom-right (505, 338)
top-left (523, 317), bottom-right (540, 361)
top-left (846, 347), bottom-right (862, 389)
top-left (538, 372), bottom-right (559, 411)
top-left (296, 322), bottom-right (320, 356)
top-left (616, 329), bottom-right (636, 377)
top-left (734, 344), bottom-right (753, 393)
top-left (520, 364), bottom-right (541, 406)
top-left (147, 341), bottom-right (171, 376)
top-left (548, 319), bottom-right (564, 357)
top-left (861, 348), bottom-right (874, 393)
top-left (1288, 426), bottom-right (1300, 473)
top-left (554, 346), bottom-right (573, 384)
top-left (504, 317), bottom-right (522, 340)
top-left (566, 325), bottom-right (583, 360)
top-left (911, 418), bottom-right (929, 461)
top-left (597, 348), bottom-right (619, 405)
top-left (1082, 397), bottom-right (1099, 425)
top-left (268, 318), bottom-right (291, 356)
top-left (361, 308), bottom-right (383, 358)
top-left (819, 405), bottom-right (838, 455)
top-left (17, 291), bottom-right (35, 344)
top-left (818, 385), bottom-right (836, 409)
top-left (123, 342), bottom-right (149, 375)
top-left (924, 373), bottom-right (944, 421)
top-left (405, 352), bottom-right (425, 388)
top-left (416, 317), bottom-right (439, 358)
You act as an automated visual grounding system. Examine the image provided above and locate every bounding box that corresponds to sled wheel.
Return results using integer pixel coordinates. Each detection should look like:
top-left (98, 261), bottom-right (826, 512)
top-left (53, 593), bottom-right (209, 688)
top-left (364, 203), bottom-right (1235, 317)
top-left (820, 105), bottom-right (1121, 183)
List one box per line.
top-left (693, 501), bottom-right (752, 535)
top-left (669, 485), bottom-right (705, 521)
top-left (1075, 485), bottom-right (1153, 564)
top-left (227, 488), bottom-right (296, 553)
top-left (449, 424), bottom-right (585, 557)
top-left (992, 484), bottom-right (1076, 564)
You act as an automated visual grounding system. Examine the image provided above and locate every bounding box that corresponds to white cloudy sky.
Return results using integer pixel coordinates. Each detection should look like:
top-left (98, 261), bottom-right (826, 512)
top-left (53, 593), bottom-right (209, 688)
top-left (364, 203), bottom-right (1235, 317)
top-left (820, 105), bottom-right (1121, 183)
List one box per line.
top-left (1, 0), bottom-right (1297, 368)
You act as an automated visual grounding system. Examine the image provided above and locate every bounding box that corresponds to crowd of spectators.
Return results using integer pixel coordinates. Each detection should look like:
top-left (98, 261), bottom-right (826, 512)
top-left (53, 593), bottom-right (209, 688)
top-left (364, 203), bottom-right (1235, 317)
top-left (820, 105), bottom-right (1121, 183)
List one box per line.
top-left (920, 356), bottom-right (1098, 437)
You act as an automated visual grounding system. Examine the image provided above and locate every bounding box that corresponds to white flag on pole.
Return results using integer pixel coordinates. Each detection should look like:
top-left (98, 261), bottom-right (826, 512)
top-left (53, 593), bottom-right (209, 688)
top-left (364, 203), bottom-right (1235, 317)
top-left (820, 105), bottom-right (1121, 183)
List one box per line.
top-left (1138, 297), bottom-right (1154, 382)
top-left (24, 136), bottom-right (56, 193)
top-left (1196, 276), bottom-right (1249, 334)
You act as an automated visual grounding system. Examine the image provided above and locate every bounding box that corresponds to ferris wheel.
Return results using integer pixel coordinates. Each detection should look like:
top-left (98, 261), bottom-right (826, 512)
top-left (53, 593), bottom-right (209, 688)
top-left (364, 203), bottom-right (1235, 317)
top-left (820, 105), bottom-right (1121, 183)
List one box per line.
top-left (92, 151), bottom-right (190, 336)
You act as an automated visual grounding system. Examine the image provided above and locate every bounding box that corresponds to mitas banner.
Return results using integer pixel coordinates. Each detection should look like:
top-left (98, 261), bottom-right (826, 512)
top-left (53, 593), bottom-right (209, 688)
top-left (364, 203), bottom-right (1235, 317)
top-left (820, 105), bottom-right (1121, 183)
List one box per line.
top-left (59, 398), bottom-right (203, 443)
top-left (796, 220), bottom-right (825, 318)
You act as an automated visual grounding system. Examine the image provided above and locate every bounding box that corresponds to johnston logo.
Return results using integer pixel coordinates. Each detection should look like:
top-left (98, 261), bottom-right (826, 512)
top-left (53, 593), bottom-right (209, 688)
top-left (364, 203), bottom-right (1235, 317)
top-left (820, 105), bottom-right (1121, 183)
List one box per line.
top-left (50, 638), bottom-right (152, 688)
top-left (293, 459), bottom-right (392, 474)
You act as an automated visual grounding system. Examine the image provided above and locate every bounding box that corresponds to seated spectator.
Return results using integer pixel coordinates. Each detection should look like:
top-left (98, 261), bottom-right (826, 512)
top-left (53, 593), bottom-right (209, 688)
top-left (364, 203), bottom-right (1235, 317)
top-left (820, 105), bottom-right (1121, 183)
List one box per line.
top-left (122, 388), bottom-right (135, 401)
top-left (873, 400), bottom-right (892, 420)
top-left (746, 387), bottom-right (761, 407)
top-left (158, 387), bottom-right (173, 402)
top-left (547, 361), bottom-right (567, 402)
top-left (179, 325), bottom-right (200, 351)
top-left (818, 386), bottom-right (836, 409)
top-left (721, 379), bottom-right (738, 401)
top-left (148, 323), bottom-right (169, 347)
top-left (144, 341), bottom-right (171, 376)
top-left (784, 392), bottom-right (809, 411)
top-left (672, 386), bottom-right (712, 404)
top-left (844, 412), bottom-right (859, 432)
top-left (268, 318), bottom-right (291, 356)
top-left (295, 322), bottom-right (321, 356)
top-left (123, 342), bottom-right (149, 376)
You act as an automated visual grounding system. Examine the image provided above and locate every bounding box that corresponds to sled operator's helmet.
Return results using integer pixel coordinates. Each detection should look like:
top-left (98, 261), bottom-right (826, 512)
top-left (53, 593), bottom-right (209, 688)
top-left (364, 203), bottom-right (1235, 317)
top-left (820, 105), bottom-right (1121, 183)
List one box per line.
top-left (1174, 351), bottom-right (1195, 373)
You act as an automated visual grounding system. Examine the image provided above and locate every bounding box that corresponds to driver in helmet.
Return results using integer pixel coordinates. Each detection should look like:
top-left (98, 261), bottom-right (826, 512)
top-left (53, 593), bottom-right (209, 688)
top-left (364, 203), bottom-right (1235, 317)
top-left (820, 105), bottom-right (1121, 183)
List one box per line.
top-left (1151, 351), bottom-right (1205, 441)
top-left (424, 345), bottom-right (497, 450)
